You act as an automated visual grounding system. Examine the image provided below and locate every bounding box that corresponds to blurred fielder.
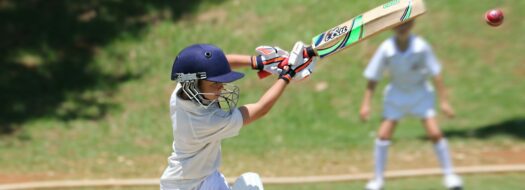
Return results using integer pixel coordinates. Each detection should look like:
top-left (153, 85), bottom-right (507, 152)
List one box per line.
top-left (359, 20), bottom-right (463, 190)
top-left (160, 43), bottom-right (316, 190)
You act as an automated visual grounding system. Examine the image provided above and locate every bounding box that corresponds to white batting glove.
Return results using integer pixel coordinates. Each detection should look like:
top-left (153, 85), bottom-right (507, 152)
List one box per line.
top-left (252, 46), bottom-right (289, 78)
top-left (294, 56), bottom-right (317, 81)
top-left (286, 41), bottom-right (318, 81)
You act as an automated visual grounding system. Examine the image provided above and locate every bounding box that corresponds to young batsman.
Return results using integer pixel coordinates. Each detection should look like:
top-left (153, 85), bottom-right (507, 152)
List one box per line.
top-left (160, 43), bottom-right (316, 190)
top-left (359, 20), bottom-right (463, 190)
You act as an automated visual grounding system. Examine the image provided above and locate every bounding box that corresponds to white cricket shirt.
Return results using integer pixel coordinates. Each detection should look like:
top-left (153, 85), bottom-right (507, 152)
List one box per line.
top-left (160, 85), bottom-right (244, 189)
top-left (364, 35), bottom-right (441, 92)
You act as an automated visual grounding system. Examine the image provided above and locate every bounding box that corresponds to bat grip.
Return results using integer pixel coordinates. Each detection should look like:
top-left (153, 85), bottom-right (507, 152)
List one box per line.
top-left (304, 46), bottom-right (317, 58)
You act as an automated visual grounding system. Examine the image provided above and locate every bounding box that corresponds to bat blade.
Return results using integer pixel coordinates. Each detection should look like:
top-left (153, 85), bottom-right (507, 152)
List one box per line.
top-left (311, 0), bottom-right (426, 58)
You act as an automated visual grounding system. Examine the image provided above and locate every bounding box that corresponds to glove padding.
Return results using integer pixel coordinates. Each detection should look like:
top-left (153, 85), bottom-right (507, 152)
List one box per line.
top-left (252, 46), bottom-right (289, 78)
top-left (279, 41), bottom-right (318, 82)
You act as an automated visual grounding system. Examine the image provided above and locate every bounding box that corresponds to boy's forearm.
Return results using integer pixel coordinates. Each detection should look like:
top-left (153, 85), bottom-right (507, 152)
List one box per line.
top-left (256, 79), bottom-right (288, 112)
top-left (226, 54), bottom-right (253, 68)
top-left (240, 79), bottom-right (288, 126)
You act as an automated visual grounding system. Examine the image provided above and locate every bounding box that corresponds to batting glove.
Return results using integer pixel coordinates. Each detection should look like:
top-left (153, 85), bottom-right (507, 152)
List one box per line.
top-left (252, 46), bottom-right (289, 78)
top-left (285, 41), bottom-right (318, 81)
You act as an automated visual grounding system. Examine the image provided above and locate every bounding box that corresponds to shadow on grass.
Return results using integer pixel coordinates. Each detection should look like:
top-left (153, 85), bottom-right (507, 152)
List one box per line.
top-left (442, 118), bottom-right (525, 140)
top-left (0, 0), bottom-right (224, 134)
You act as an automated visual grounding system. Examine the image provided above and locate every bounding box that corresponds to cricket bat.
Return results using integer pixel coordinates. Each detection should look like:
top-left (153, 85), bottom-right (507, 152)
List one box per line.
top-left (258, 0), bottom-right (426, 78)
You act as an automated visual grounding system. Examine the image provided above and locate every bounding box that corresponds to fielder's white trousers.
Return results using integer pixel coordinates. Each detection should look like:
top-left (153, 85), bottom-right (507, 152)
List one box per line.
top-left (383, 84), bottom-right (436, 120)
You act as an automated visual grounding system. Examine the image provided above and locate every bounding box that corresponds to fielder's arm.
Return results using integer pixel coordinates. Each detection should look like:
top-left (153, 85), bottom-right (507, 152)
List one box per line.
top-left (360, 80), bottom-right (378, 121)
top-left (432, 75), bottom-right (455, 118)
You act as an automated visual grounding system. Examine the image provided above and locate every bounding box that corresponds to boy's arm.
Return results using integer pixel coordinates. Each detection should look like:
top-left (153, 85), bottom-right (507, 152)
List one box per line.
top-left (226, 54), bottom-right (253, 69)
top-left (234, 42), bottom-right (317, 126)
top-left (360, 80), bottom-right (377, 122)
top-left (239, 79), bottom-right (288, 126)
top-left (226, 53), bottom-right (286, 125)
top-left (226, 46), bottom-right (290, 77)
top-left (226, 54), bottom-right (269, 126)
top-left (238, 48), bottom-right (317, 126)
top-left (432, 75), bottom-right (455, 118)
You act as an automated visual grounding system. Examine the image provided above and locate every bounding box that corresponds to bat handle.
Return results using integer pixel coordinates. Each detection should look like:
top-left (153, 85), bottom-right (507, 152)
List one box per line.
top-left (304, 46), bottom-right (317, 58)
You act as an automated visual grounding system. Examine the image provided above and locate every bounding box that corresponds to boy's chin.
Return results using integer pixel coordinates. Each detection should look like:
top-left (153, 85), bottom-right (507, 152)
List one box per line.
top-left (204, 96), bottom-right (219, 101)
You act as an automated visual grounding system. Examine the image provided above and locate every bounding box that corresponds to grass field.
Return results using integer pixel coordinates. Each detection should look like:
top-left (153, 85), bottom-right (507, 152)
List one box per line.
top-left (1, 0), bottom-right (525, 188)
top-left (44, 173), bottom-right (525, 190)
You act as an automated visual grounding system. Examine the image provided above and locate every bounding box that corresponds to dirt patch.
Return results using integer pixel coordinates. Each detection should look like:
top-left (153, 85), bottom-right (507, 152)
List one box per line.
top-left (480, 150), bottom-right (525, 164)
top-left (196, 8), bottom-right (228, 24)
top-left (514, 61), bottom-right (525, 77)
top-left (0, 173), bottom-right (54, 184)
top-left (222, 146), bottom-right (525, 177)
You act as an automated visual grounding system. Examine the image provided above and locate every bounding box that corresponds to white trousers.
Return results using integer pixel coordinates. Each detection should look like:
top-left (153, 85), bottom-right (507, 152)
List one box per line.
top-left (383, 85), bottom-right (436, 120)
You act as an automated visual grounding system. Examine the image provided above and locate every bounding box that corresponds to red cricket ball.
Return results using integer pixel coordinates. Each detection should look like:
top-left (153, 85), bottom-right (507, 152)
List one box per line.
top-left (485, 9), bottom-right (504, 27)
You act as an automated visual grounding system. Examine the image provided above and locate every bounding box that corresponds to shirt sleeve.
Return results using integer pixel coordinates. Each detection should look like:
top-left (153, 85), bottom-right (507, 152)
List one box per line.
top-left (170, 84), bottom-right (182, 114)
top-left (364, 44), bottom-right (387, 81)
top-left (424, 44), bottom-right (442, 76)
top-left (191, 108), bottom-right (244, 143)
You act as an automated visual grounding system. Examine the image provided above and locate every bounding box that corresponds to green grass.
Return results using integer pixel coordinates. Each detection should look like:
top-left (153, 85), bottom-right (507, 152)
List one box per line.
top-left (1, 0), bottom-right (525, 183)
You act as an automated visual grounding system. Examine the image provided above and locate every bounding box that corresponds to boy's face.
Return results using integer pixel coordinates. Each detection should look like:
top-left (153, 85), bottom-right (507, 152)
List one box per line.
top-left (199, 80), bottom-right (224, 100)
top-left (394, 20), bottom-right (414, 41)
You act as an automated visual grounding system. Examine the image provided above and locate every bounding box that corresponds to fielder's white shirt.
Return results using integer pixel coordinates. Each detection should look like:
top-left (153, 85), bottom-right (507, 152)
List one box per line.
top-left (364, 35), bottom-right (441, 92)
top-left (160, 85), bottom-right (244, 190)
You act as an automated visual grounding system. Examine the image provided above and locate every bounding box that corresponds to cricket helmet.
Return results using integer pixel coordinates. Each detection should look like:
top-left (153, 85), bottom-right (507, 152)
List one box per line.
top-left (171, 44), bottom-right (244, 82)
top-left (171, 44), bottom-right (244, 113)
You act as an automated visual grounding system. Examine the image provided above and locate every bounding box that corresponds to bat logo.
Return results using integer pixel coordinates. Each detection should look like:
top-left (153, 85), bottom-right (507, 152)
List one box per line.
top-left (325, 26), bottom-right (349, 42)
top-left (383, 0), bottom-right (400, 9)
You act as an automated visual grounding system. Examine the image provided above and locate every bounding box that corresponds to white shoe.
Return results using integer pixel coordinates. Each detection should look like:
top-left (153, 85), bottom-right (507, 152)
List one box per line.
top-left (444, 174), bottom-right (463, 190)
top-left (365, 178), bottom-right (384, 190)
